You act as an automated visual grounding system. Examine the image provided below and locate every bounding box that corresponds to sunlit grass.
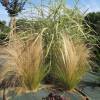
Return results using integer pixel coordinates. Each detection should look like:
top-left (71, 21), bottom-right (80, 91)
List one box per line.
top-left (18, 0), bottom-right (96, 74)
top-left (0, 0), bottom-right (95, 94)
top-left (53, 34), bottom-right (91, 90)
top-left (5, 33), bottom-right (49, 92)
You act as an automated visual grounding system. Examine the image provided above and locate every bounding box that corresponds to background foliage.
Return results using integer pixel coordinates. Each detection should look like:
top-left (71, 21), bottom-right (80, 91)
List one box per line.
top-left (84, 12), bottom-right (100, 72)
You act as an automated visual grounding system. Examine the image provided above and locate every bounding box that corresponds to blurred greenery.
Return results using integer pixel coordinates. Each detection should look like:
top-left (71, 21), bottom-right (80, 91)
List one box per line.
top-left (0, 21), bottom-right (10, 33)
top-left (84, 12), bottom-right (100, 72)
top-left (0, 21), bottom-right (10, 43)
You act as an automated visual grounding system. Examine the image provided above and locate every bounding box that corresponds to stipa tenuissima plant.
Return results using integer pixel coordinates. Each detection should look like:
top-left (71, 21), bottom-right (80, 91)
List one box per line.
top-left (5, 33), bottom-right (49, 92)
top-left (53, 34), bottom-right (91, 90)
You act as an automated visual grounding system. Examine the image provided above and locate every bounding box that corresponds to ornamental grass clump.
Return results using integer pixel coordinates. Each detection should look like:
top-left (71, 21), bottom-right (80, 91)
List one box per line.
top-left (53, 34), bottom-right (91, 90)
top-left (5, 34), bottom-right (49, 92)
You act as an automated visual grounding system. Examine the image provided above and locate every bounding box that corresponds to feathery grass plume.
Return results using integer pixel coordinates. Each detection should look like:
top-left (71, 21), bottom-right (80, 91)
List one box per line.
top-left (53, 34), bottom-right (91, 90)
top-left (5, 32), bottom-right (49, 92)
top-left (16, 1), bottom-right (97, 79)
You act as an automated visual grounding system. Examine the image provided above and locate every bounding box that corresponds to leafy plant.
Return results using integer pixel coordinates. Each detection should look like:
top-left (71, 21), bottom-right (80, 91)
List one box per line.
top-left (53, 34), bottom-right (91, 90)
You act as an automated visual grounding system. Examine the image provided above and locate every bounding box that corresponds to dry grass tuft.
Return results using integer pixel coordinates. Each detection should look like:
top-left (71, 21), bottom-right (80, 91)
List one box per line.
top-left (5, 34), bottom-right (49, 92)
top-left (53, 34), bottom-right (91, 90)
